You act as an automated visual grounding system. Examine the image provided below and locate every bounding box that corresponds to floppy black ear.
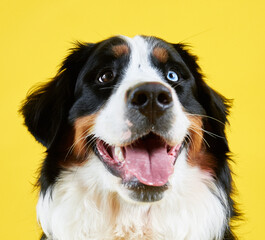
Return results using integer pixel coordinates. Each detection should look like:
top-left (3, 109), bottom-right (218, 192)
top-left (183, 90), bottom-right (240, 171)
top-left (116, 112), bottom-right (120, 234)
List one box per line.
top-left (173, 44), bottom-right (238, 235)
top-left (20, 43), bottom-right (94, 148)
top-left (197, 81), bottom-right (231, 142)
top-left (173, 43), bottom-right (231, 150)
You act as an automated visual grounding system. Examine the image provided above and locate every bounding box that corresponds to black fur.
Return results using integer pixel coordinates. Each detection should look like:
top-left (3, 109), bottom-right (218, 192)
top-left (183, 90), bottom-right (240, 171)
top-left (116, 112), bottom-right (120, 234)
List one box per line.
top-left (40, 234), bottom-right (46, 240)
top-left (172, 44), bottom-right (238, 239)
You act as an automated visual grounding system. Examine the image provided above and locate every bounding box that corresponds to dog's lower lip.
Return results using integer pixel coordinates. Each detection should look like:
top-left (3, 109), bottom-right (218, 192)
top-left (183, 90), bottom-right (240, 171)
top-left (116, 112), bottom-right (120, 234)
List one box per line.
top-left (122, 178), bottom-right (169, 202)
top-left (122, 178), bottom-right (169, 190)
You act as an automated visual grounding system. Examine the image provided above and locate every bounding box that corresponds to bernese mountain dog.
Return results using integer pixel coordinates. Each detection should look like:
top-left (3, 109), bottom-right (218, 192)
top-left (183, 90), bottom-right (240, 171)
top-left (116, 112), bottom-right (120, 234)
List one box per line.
top-left (21, 35), bottom-right (237, 240)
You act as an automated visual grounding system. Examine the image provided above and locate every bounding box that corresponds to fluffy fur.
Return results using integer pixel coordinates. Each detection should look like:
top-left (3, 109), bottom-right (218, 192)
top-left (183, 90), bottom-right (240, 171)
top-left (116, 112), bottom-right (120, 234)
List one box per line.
top-left (21, 35), bottom-right (237, 240)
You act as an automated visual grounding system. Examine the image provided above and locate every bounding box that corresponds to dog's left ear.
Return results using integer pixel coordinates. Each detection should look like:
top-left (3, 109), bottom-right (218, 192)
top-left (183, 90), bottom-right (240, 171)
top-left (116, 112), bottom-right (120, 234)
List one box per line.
top-left (173, 44), bottom-right (238, 228)
top-left (173, 43), bottom-right (231, 152)
top-left (20, 43), bottom-right (94, 149)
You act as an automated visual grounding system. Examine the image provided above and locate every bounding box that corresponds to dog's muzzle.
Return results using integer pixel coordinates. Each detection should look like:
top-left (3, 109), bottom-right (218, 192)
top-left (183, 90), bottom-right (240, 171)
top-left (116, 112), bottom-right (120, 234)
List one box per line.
top-left (96, 82), bottom-right (185, 202)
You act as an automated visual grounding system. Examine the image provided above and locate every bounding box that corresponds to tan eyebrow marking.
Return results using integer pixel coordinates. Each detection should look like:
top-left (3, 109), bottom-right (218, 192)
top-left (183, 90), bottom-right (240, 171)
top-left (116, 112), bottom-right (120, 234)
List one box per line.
top-left (112, 44), bottom-right (129, 57)
top-left (153, 47), bottom-right (169, 63)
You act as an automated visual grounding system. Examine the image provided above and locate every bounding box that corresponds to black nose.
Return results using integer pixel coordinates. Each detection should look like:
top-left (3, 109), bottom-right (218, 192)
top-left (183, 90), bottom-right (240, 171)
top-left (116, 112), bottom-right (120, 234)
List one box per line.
top-left (127, 82), bottom-right (173, 120)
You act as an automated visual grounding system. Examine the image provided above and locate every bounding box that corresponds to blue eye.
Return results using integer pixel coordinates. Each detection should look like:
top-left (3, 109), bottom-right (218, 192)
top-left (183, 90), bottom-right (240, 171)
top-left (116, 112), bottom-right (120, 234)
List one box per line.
top-left (167, 71), bottom-right (178, 82)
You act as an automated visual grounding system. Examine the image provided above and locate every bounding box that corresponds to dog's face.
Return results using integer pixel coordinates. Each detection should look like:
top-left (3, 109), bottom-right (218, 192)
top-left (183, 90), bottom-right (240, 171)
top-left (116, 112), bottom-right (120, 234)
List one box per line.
top-left (21, 36), bottom-right (230, 204)
top-left (73, 36), bottom-right (195, 202)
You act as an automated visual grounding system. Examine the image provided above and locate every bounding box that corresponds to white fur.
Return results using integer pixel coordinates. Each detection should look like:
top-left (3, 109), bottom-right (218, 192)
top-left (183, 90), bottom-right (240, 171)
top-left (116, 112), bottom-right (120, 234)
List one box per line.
top-left (37, 151), bottom-right (228, 240)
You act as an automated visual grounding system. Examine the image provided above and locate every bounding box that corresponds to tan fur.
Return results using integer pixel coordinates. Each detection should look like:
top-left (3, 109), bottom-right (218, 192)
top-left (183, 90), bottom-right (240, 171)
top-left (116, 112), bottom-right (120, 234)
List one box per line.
top-left (59, 115), bottom-right (98, 168)
top-left (187, 116), bottom-right (217, 175)
top-left (73, 114), bottom-right (97, 157)
top-left (187, 116), bottom-right (204, 157)
top-left (112, 44), bottom-right (129, 57)
top-left (153, 47), bottom-right (169, 63)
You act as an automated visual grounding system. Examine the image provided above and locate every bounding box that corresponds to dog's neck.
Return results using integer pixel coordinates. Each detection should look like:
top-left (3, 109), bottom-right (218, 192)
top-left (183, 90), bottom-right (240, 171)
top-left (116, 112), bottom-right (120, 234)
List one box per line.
top-left (37, 153), bottom-right (228, 240)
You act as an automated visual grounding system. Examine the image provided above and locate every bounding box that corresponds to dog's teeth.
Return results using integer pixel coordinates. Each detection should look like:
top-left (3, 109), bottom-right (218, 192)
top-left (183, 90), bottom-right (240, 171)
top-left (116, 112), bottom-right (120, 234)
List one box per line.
top-left (115, 147), bottom-right (125, 162)
top-left (119, 151), bottom-right (124, 162)
top-left (114, 146), bottom-right (120, 157)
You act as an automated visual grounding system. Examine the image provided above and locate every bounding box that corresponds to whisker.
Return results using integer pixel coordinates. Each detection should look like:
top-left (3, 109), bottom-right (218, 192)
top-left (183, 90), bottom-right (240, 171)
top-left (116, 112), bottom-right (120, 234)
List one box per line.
top-left (100, 82), bottom-right (122, 91)
top-left (64, 116), bottom-right (97, 159)
top-left (186, 113), bottom-right (225, 126)
top-left (76, 135), bottom-right (97, 159)
top-left (178, 28), bottom-right (212, 43)
top-left (76, 132), bottom-right (96, 156)
top-left (100, 86), bottom-right (118, 91)
top-left (65, 128), bottom-right (94, 161)
top-left (190, 124), bottom-right (225, 139)
top-left (171, 82), bottom-right (181, 89)
top-left (186, 132), bottom-right (196, 152)
top-left (189, 127), bottom-right (210, 148)
top-left (68, 129), bottom-right (90, 151)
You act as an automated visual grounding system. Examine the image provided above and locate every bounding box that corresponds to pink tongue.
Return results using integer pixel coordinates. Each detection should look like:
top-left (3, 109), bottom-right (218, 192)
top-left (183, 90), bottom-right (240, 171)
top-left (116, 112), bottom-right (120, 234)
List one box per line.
top-left (124, 135), bottom-right (175, 186)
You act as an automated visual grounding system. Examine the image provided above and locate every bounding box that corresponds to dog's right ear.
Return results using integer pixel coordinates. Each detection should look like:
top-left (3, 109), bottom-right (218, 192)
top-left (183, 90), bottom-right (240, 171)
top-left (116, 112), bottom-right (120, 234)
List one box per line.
top-left (20, 43), bottom-right (94, 149)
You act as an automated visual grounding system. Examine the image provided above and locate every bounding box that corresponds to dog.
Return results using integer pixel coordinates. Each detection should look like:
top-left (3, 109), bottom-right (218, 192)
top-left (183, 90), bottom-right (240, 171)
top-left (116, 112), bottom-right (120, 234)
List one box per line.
top-left (21, 35), bottom-right (237, 240)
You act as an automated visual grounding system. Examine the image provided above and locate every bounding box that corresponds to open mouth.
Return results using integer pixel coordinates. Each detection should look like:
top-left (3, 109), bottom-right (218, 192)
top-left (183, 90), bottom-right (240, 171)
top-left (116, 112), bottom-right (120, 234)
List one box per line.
top-left (96, 133), bottom-right (184, 187)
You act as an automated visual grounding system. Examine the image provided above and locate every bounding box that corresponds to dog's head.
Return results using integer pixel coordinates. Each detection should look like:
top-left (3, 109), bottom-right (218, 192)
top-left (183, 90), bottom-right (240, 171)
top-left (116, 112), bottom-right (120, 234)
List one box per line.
top-left (21, 36), bottom-right (230, 203)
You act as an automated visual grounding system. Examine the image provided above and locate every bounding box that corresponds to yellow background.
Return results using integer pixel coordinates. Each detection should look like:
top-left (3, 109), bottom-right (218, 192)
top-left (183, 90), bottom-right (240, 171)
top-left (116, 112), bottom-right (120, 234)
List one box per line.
top-left (1, 0), bottom-right (264, 239)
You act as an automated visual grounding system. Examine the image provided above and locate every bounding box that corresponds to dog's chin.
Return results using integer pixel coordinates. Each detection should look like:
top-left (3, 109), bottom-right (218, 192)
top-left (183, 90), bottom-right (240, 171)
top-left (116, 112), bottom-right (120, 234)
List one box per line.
top-left (119, 179), bottom-right (169, 203)
top-left (116, 179), bottom-right (170, 204)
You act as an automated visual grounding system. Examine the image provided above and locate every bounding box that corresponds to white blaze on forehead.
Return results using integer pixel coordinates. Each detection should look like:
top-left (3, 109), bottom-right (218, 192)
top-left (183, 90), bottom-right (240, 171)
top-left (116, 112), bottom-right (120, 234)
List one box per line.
top-left (120, 35), bottom-right (165, 87)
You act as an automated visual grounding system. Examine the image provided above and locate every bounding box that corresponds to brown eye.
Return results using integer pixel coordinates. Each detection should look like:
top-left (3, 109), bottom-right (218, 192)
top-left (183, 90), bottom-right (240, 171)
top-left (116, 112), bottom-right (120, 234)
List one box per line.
top-left (98, 71), bottom-right (115, 83)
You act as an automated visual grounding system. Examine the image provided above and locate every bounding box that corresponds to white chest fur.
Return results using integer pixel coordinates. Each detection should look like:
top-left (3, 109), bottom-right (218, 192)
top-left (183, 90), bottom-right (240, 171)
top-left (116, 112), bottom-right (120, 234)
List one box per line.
top-left (37, 152), bottom-right (228, 240)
